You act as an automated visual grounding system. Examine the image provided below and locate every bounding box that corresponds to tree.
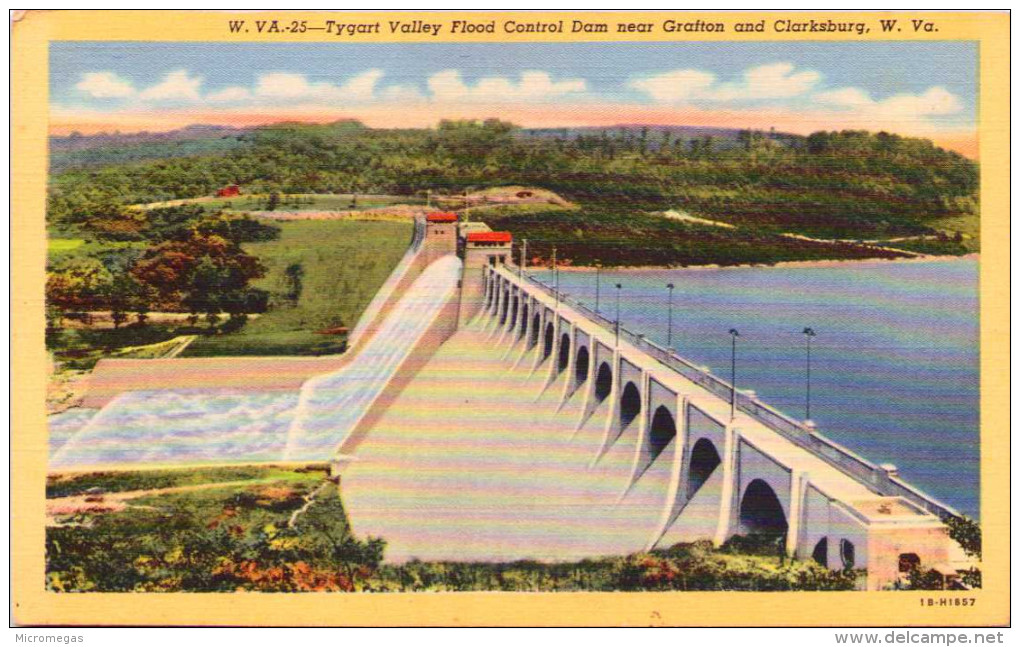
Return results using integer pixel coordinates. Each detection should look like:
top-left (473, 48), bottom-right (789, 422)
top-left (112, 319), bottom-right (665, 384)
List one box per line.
top-left (144, 204), bottom-right (206, 241)
top-left (100, 274), bottom-right (144, 329)
top-left (46, 258), bottom-right (113, 314)
top-left (195, 213), bottom-right (280, 243)
top-left (131, 232), bottom-right (267, 317)
top-left (284, 263), bottom-right (305, 303)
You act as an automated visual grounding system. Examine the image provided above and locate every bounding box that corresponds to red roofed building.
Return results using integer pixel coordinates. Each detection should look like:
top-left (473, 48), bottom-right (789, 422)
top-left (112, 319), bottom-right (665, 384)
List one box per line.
top-left (466, 231), bottom-right (513, 244)
top-left (459, 230), bottom-right (513, 325)
top-left (216, 184), bottom-right (241, 198)
top-left (424, 212), bottom-right (459, 263)
top-left (426, 212), bottom-right (458, 223)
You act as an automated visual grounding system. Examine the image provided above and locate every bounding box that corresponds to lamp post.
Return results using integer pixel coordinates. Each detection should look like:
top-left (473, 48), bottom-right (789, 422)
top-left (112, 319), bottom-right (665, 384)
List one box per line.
top-left (520, 238), bottom-right (527, 281)
top-left (666, 282), bottom-right (675, 348)
top-left (803, 327), bottom-right (816, 422)
top-left (551, 246), bottom-right (558, 307)
top-left (729, 328), bottom-right (740, 420)
top-left (615, 283), bottom-right (623, 346)
top-left (595, 264), bottom-right (602, 314)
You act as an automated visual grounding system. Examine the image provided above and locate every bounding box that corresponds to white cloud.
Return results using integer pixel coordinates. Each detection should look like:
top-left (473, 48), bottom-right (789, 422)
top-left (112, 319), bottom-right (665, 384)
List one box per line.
top-left (379, 84), bottom-right (425, 103)
top-left (75, 72), bottom-right (135, 98)
top-left (814, 86), bottom-right (874, 108)
top-left (138, 70), bottom-right (203, 102)
top-left (877, 86), bottom-right (962, 117)
top-left (251, 70), bottom-right (384, 103)
top-left (71, 67), bottom-right (586, 109)
top-left (813, 85), bottom-right (962, 120)
top-left (627, 69), bottom-right (716, 104)
top-left (254, 72), bottom-right (318, 99)
top-left (206, 86), bottom-right (251, 103)
top-left (728, 63), bottom-right (820, 100)
top-left (342, 69), bottom-right (384, 102)
top-left (427, 70), bottom-right (587, 103)
top-left (630, 62), bottom-right (821, 104)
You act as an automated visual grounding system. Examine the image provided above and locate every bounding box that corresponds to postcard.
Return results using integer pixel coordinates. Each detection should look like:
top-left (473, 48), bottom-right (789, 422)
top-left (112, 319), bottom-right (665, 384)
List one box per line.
top-left (11, 9), bottom-right (1009, 627)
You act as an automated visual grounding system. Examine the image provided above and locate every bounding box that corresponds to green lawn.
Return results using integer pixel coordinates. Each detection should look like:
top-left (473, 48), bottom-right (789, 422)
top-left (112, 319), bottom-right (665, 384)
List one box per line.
top-left (47, 237), bottom-right (146, 266)
top-left (182, 219), bottom-right (413, 357)
top-left (48, 238), bottom-right (85, 253)
top-left (46, 464), bottom-right (328, 499)
top-left (930, 214), bottom-right (981, 253)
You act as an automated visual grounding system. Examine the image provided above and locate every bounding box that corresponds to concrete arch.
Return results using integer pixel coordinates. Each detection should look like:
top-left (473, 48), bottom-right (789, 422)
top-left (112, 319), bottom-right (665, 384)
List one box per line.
top-left (738, 479), bottom-right (789, 537)
top-left (619, 381), bottom-right (641, 432)
top-left (686, 405), bottom-right (726, 456)
top-left (519, 303), bottom-right (529, 339)
top-left (840, 538), bottom-right (856, 569)
top-left (648, 406), bottom-right (676, 463)
top-left (595, 362), bottom-right (613, 402)
top-left (509, 295), bottom-right (518, 330)
top-left (575, 346), bottom-right (590, 387)
top-left (687, 437), bottom-right (722, 499)
top-left (898, 553), bottom-right (921, 573)
top-left (530, 313), bottom-right (541, 348)
top-left (543, 322), bottom-right (554, 360)
top-left (812, 537), bottom-right (828, 567)
top-left (500, 288), bottom-right (509, 324)
top-left (558, 333), bottom-right (571, 372)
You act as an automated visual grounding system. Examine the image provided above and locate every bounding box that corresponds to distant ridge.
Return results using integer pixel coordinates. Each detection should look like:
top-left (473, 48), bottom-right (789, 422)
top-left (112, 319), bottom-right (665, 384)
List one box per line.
top-left (48, 125), bottom-right (258, 173)
top-left (50, 124), bottom-right (254, 152)
top-left (519, 124), bottom-right (802, 150)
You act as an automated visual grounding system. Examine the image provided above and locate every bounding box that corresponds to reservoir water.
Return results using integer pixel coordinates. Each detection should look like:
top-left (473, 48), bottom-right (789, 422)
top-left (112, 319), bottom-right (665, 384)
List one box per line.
top-left (534, 258), bottom-right (979, 517)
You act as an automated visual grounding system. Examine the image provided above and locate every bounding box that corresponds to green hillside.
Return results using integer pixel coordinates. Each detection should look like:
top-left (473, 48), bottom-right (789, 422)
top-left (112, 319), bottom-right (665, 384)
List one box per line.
top-left (48, 119), bottom-right (978, 267)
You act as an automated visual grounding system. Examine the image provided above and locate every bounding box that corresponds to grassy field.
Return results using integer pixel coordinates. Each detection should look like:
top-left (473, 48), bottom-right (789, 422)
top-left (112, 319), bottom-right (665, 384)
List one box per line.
top-left (141, 193), bottom-right (425, 213)
top-left (930, 214), bottom-right (981, 252)
top-left (47, 325), bottom-right (187, 371)
top-left (181, 219), bottom-right (412, 357)
top-left (47, 238), bottom-right (146, 266)
top-left (46, 466), bottom-right (863, 592)
top-left (46, 464), bottom-right (328, 499)
top-left (46, 219), bottom-right (413, 361)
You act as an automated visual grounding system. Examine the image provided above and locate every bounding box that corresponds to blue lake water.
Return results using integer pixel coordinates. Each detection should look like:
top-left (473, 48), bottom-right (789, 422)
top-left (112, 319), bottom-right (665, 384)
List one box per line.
top-left (534, 258), bottom-right (979, 517)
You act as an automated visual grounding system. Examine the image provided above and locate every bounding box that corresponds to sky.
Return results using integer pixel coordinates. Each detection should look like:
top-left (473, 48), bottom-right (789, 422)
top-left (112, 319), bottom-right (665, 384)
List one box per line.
top-left (50, 41), bottom-right (978, 157)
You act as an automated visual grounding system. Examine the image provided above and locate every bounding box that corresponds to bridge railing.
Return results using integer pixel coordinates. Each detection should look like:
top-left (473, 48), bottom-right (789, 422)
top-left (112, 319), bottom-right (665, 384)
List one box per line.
top-left (495, 264), bottom-right (960, 520)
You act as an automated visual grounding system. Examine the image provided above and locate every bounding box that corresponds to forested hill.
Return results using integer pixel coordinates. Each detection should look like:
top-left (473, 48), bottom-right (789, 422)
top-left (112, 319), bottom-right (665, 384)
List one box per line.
top-left (49, 125), bottom-right (253, 173)
top-left (48, 119), bottom-right (979, 265)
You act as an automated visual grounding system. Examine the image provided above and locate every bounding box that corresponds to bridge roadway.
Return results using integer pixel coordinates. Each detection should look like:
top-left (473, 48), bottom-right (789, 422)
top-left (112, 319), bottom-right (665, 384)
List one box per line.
top-left (339, 260), bottom-right (955, 589)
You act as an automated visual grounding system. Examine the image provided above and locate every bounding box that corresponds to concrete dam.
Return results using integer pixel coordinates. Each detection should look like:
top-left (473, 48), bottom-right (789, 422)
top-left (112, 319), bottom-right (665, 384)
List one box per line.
top-left (49, 212), bottom-right (963, 589)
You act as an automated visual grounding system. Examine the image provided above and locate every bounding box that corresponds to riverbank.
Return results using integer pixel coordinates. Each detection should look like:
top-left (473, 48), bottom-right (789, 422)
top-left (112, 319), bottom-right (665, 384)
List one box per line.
top-left (540, 253), bottom-right (979, 273)
top-left (45, 464), bottom-right (862, 592)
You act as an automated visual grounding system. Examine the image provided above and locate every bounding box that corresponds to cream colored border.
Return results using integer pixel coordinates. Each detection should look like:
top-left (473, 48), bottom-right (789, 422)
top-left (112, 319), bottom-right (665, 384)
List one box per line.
top-left (11, 10), bottom-right (1010, 626)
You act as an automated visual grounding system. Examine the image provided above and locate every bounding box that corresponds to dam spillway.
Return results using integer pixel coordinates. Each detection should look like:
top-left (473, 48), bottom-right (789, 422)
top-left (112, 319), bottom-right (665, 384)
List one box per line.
top-left (48, 254), bottom-right (463, 469)
top-left (340, 314), bottom-right (705, 563)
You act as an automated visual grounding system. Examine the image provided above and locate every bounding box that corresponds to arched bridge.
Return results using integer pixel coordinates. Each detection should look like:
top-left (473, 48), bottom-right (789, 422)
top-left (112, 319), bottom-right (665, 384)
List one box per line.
top-left (468, 262), bottom-right (957, 589)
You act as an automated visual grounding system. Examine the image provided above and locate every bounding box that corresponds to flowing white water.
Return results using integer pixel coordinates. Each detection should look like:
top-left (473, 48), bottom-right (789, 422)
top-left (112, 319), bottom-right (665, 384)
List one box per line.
top-left (49, 255), bottom-right (462, 469)
top-left (282, 254), bottom-right (462, 460)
